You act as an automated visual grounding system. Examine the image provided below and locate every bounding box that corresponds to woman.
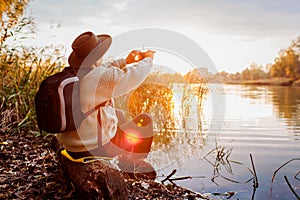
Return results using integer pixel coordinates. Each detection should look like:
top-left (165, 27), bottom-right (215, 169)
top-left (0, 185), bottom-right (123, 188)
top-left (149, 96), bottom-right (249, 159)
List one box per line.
top-left (56, 31), bottom-right (155, 164)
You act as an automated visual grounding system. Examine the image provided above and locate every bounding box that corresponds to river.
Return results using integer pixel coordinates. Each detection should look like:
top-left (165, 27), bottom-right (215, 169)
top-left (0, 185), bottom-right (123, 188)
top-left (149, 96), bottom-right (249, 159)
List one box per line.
top-left (147, 83), bottom-right (300, 200)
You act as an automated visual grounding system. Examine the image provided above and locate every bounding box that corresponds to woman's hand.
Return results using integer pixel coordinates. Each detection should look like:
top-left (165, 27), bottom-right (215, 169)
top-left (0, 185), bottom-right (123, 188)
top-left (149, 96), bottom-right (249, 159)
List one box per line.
top-left (142, 50), bottom-right (155, 59)
top-left (125, 50), bottom-right (156, 64)
top-left (125, 50), bottom-right (142, 64)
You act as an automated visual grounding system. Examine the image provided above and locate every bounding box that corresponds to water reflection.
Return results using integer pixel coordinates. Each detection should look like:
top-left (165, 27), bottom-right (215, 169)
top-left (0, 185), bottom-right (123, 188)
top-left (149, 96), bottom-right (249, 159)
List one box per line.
top-left (238, 85), bottom-right (300, 120)
top-left (269, 86), bottom-right (300, 119)
top-left (116, 83), bottom-right (300, 199)
top-left (122, 82), bottom-right (207, 169)
top-left (227, 85), bottom-right (300, 139)
top-left (239, 85), bottom-right (300, 138)
top-left (240, 85), bottom-right (273, 100)
top-left (268, 86), bottom-right (300, 138)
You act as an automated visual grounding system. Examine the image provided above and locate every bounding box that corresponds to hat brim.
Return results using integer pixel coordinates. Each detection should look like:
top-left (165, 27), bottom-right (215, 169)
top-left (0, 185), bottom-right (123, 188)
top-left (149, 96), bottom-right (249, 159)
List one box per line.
top-left (68, 34), bottom-right (112, 68)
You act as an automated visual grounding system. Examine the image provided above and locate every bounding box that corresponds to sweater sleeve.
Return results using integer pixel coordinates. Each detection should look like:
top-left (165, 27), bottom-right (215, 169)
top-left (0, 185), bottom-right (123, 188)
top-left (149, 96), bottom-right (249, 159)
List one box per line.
top-left (80, 57), bottom-right (153, 112)
top-left (111, 57), bottom-right (153, 98)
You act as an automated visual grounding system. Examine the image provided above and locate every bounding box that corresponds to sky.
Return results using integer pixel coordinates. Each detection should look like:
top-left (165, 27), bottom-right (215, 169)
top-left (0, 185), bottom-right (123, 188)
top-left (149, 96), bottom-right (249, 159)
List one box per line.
top-left (21, 0), bottom-right (300, 73)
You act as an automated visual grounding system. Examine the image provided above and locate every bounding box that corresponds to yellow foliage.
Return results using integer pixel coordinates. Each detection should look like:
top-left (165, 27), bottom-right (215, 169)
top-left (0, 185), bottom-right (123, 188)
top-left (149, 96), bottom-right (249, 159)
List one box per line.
top-left (1, 0), bottom-right (31, 45)
top-left (128, 83), bottom-right (174, 117)
top-left (0, 0), bottom-right (29, 16)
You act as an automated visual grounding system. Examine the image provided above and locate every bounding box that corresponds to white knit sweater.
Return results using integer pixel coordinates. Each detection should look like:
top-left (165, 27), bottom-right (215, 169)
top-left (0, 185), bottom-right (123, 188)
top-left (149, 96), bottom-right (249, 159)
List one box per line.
top-left (56, 58), bottom-right (153, 152)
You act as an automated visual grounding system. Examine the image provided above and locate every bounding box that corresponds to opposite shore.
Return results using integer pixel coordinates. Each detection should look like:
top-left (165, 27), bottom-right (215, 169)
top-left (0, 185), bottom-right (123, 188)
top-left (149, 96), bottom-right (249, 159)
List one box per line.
top-left (222, 78), bottom-right (300, 87)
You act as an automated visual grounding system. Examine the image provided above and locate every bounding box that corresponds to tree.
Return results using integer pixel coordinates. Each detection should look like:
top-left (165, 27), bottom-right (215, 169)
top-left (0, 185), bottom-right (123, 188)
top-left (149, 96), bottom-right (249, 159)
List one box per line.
top-left (268, 36), bottom-right (300, 79)
top-left (0, 0), bottom-right (32, 47)
top-left (0, 0), bottom-right (61, 135)
top-left (249, 62), bottom-right (267, 80)
top-left (228, 72), bottom-right (241, 81)
top-left (241, 68), bottom-right (251, 80)
top-left (269, 47), bottom-right (300, 79)
top-left (184, 68), bottom-right (206, 83)
top-left (269, 52), bottom-right (286, 78)
top-left (290, 36), bottom-right (300, 54)
top-left (241, 63), bottom-right (267, 80)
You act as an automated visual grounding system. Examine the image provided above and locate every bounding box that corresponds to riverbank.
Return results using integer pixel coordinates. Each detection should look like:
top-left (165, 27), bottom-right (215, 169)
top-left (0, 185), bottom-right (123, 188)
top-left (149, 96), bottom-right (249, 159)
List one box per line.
top-left (225, 78), bottom-right (300, 86)
top-left (0, 133), bottom-right (213, 199)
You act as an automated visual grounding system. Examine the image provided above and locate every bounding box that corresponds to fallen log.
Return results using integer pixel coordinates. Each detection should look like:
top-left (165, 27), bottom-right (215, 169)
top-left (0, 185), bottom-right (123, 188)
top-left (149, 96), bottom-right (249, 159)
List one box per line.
top-left (51, 136), bottom-right (128, 200)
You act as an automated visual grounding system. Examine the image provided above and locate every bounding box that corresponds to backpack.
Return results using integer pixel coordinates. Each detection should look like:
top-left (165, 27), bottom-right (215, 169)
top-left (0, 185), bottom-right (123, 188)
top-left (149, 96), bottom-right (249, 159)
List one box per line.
top-left (35, 67), bottom-right (87, 133)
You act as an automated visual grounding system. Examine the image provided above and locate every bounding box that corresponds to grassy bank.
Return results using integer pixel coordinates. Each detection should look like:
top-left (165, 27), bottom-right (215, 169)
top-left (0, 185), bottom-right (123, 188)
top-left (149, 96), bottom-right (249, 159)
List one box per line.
top-left (225, 78), bottom-right (300, 86)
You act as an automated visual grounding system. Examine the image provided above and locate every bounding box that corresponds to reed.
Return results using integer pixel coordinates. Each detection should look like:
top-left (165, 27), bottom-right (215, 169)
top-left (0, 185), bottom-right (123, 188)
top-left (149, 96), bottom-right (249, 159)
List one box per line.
top-left (115, 69), bottom-right (208, 150)
top-left (0, 44), bottom-right (66, 135)
top-left (1, 46), bottom-right (208, 142)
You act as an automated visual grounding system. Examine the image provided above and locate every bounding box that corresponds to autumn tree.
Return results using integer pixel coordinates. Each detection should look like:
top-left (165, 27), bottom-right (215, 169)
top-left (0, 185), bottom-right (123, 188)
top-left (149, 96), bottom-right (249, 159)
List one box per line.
top-left (241, 62), bottom-right (267, 80)
top-left (228, 72), bottom-right (242, 81)
top-left (184, 68), bottom-right (207, 83)
top-left (0, 0), bottom-right (32, 48)
top-left (0, 0), bottom-right (66, 134)
top-left (269, 37), bottom-right (300, 79)
top-left (290, 36), bottom-right (300, 53)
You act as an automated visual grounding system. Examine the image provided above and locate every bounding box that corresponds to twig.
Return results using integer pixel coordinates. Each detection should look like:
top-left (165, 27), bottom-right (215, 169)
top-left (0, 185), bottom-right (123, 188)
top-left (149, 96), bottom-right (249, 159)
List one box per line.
top-left (220, 175), bottom-right (240, 184)
top-left (191, 176), bottom-right (206, 179)
top-left (295, 171), bottom-right (300, 181)
top-left (251, 188), bottom-right (257, 200)
top-left (167, 176), bottom-right (195, 186)
top-left (271, 158), bottom-right (300, 182)
top-left (270, 158), bottom-right (300, 197)
top-left (284, 175), bottom-right (300, 200)
top-left (0, 174), bottom-right (28, 184)
top-left (213, 191), bottom-right (236, 199)
top-left (169, 176), bottom-right (192, 182)
top-left (250, 154), bottom-right (258, 188)
top-left (161, 169), bottom-right (177, 184)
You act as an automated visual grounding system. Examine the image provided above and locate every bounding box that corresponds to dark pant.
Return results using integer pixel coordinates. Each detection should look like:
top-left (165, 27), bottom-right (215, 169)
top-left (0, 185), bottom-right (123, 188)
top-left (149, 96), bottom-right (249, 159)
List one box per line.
top-left (102, 111), bottom-right (153, 159)
top-left (69, 110), bottom-right (153, 160)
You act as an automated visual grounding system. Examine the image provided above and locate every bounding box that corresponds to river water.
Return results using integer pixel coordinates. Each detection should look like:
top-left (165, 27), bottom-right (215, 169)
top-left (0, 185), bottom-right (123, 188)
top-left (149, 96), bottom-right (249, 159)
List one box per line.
top-left (147, 83), bottom-right (300, 200)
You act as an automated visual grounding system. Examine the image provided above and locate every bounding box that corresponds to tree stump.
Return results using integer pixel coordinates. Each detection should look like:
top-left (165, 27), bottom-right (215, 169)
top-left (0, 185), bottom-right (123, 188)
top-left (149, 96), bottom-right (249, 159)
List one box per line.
top-left (51, 136), bottom-right (128, 200)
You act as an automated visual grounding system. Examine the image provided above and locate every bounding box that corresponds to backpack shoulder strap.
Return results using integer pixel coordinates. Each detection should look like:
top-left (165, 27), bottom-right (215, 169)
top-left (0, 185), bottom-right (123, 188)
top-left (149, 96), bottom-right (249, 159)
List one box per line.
top-left (76, 67), bottom-right (110, 119)
top-left (76, 67), bottom-right (94, 79)
top-left (84, 100), bottom-right (111, 118)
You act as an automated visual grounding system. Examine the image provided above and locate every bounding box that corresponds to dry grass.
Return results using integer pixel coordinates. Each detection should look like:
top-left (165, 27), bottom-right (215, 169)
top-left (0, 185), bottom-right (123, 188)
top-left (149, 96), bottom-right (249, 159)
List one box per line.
top-left (0, 45), bottom-right (66, 135)
top-left (1, 44), bottom-right (208, 141)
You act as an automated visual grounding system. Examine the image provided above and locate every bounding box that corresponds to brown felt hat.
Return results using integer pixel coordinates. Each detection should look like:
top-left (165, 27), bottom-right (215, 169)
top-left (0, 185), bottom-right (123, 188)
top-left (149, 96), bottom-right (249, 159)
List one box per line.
top-left (68, 31), bottom-right (112, 68)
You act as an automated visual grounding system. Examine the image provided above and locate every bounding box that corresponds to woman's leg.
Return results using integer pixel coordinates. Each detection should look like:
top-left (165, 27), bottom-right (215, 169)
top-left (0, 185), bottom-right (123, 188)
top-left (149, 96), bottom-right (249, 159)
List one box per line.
top-left (74, 109), bottom-right (128, 158)
top-left (103, 113), bottom-right (154, 159)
